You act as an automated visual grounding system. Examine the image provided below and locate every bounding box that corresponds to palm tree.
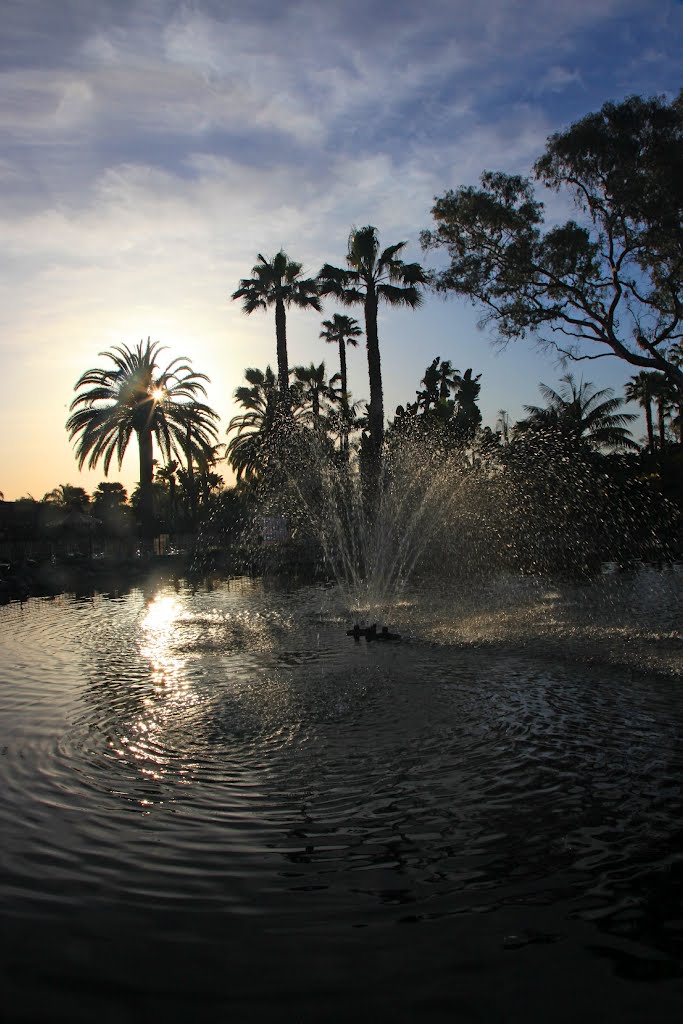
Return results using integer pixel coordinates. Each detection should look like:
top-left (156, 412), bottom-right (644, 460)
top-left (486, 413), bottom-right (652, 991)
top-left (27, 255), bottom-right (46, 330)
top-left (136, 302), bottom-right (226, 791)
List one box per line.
top-left (670, 342), bottom-right (683, 446)
top-left (232, 251), bottom-right (321, 411)
top-left (516, 374), bottom-right (638, 451)
top-left (416, 357), bottom-right (441, 414)
top-left (92, 481), bottom-right (129, 535)
top-left (66, 338), bottom-right (219, 534)
top-left (195, 442), bottom-right (226, 509)
top-left (647, 372), bottom-right (676, 450)
top-left (43, 483), bottom-right (90, 509)
top-left (318, 225), bottom-right (428, 462)
top-left (92, 481), bottom-right (128, 508)
top-left (451, 368), bottom-right (482, 440)
top-left (416, 358), bottom-right (460, 415)
top-left (624, 372), bottom-right (656, 451)
top-left (319, 314), bottom-right (362, 451)
top-left (496, 410), bottom-right (511, 444)
top-left (291, 361), bottom-right (335, 432)
top-left (174, 405), bottom-right (224, 524)
top-left (226, 366), bottom-right (281, 483)
top-left (155, 461), bottom-right (179, 523)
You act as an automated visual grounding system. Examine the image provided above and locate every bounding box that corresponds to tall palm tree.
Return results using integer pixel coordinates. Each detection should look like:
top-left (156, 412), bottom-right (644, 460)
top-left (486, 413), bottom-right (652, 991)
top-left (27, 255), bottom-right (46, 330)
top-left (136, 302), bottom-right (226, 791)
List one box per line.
top-left (516, 374), bottom-right (638, 451)
top-left (66, 339), bottom-right (219, 534)
top-left (226, 366), bottom-right (281, 483)
top-left (232, 250), bottom-right (321, 410)
top-left (318, 225), bottom-right (428, 462)
top-left (319, 314), bottom-right (362, 450)
top-left (624, 372), bottom-right (656, 451)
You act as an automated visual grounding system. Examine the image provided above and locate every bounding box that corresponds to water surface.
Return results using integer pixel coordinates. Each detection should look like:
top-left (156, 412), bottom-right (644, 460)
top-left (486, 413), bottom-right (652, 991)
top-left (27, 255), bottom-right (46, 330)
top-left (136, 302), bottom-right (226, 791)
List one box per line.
top-left (1, 573), bottom-right (681, 1022)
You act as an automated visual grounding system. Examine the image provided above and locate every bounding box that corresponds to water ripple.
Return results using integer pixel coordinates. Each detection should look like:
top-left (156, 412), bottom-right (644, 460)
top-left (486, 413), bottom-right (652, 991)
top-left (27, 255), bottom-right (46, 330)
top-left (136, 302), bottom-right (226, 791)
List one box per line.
top-left (0, 574), bottom-right (682, 979)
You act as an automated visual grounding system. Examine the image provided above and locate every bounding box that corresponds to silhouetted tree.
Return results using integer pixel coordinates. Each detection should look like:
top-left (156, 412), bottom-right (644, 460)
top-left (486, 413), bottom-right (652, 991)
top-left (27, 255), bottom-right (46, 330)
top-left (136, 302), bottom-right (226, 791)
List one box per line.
top-left (232, 251), bottom-right (321, 412)
top-left (450, 368), bottom-right (482, 441)
top-left (624, 372), bottom-right (656, 452)
top-left (42, 483), bottom-right (90, 509)
top-left (320, 313), bottom-right (362, 454)
top-left (226, 367), bottom-right (282, 483)
top-left (319, 225), bottom-right (428, 465)
top-left (67, 339), bottom-right (219, 535)
top-left (422, 92), bottom-right (683, 401)
top-left (515, 374), bottom-right (637, 452)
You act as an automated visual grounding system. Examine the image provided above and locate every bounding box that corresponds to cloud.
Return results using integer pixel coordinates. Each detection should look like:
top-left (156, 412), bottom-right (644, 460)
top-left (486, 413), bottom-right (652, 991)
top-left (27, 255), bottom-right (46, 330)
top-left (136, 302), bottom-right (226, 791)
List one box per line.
top-left (534, 66), bottom-right (584, 94)
top-left (0, 0), bottom-right (679, 498)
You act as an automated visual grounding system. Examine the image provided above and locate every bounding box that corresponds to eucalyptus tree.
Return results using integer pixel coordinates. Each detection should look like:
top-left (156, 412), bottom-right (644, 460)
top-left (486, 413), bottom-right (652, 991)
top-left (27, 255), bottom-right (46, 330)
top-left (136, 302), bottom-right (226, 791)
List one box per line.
top-left (515, 374), bottom-right (638, 452)
top-left (422, 92), bottom-right (683, 401)
top-left (318, 226), bottom-right (428, 462)
top-left (66, 338), bottom-right (219, 535)
top-left (232, 250), bottom-right (321, 410)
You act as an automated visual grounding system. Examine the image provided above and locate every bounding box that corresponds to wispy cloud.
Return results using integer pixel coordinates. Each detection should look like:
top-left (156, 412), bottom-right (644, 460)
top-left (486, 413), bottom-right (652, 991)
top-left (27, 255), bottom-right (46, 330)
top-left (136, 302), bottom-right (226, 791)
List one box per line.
top-left (0, 0), bottom-right (680, 497)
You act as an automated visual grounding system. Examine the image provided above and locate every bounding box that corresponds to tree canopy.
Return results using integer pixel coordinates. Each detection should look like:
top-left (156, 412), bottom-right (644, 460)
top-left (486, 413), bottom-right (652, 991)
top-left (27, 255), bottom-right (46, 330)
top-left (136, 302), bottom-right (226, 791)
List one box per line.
top-left (66, 339), bottom-right (218, 534)
top-left (422, 91), bottom-right (683, 399)
top-left (515, 374), bottom-right (638, 452)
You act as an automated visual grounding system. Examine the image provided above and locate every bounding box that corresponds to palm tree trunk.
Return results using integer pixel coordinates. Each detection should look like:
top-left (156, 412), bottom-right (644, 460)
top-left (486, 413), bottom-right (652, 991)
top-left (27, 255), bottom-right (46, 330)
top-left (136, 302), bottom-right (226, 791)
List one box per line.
top-left (339, 340), bottom-right (349, 453)
top-left (644, 398), bottom-right (654, 453)
top-left (169, 476), bottom-right (176, 528)
top-left (274, 297), bottom-right (290, 411)
top-left (186, 420), bottom-right (197, 525)
top-left (364, 286), bottom-right (383, 464)
top-left (657, 398), bottom-right (666, 450)
top-left (137, 427), bottom-right (155, 538)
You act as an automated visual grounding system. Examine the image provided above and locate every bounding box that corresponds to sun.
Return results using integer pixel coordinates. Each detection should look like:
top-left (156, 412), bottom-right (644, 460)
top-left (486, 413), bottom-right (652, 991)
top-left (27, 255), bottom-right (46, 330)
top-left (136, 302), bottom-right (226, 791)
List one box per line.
top-left (151, 387), bottom-right (165, 403)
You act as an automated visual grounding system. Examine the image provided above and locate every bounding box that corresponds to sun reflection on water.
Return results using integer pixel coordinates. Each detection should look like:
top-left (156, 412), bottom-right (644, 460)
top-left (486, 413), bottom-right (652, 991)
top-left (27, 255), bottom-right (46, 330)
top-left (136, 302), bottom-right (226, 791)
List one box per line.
top-left (140, 593), bottom-right (190, 692)
top-left (104, 592), bottom-right (206, 804)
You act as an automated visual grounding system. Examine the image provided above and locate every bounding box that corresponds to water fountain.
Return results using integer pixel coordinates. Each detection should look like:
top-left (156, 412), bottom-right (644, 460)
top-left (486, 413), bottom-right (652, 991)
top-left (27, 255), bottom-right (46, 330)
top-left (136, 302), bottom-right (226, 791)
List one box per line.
top-left (0, 433), bottom-right (681, 1023)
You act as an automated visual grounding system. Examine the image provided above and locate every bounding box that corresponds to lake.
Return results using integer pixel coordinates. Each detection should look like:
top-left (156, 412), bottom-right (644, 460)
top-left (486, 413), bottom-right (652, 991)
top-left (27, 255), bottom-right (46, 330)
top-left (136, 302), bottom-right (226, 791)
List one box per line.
top-left (1, 570), bottom-right (681, 1022)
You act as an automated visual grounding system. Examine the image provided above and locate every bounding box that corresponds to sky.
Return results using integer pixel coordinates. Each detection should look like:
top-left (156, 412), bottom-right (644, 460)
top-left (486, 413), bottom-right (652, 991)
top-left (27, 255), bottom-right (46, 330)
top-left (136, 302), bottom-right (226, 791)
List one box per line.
top-left (0, 0), bottom-right (681, 500)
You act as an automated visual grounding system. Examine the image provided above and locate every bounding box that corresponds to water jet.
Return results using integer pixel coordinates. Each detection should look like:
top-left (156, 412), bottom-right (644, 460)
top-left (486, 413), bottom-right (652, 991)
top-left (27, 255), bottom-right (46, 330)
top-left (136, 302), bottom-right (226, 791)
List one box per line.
top-left (0, 431), bottom-right (680, 1023)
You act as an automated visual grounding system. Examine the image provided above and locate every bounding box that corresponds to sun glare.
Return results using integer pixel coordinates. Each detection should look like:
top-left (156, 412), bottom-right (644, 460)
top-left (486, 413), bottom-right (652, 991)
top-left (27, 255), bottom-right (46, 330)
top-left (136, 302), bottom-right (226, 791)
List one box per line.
top-left (151, 387), bottom-right (165, 402)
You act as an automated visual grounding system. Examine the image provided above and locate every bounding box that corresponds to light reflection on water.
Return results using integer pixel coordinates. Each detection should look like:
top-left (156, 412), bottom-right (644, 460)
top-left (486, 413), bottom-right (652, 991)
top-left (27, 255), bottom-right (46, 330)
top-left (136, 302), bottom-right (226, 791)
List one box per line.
top-left (0, 572), bottom-right (681, 1021)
